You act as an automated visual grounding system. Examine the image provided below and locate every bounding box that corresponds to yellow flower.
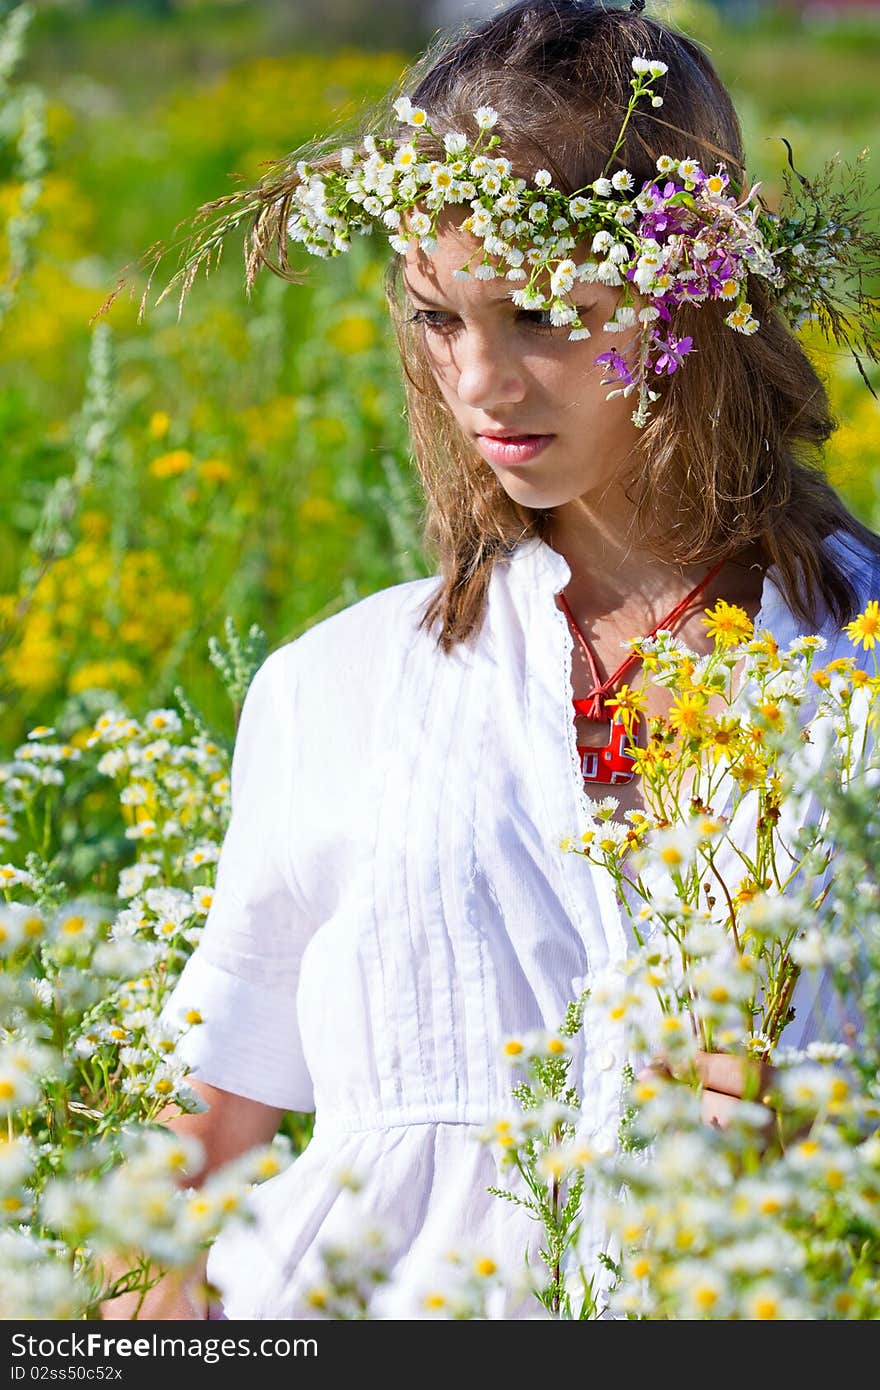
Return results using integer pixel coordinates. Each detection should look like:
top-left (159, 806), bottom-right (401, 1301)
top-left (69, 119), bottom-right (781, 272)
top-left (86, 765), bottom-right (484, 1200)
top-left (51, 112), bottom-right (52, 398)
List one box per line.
top-left (668, 691), bottom-right (709, 737)
top-left (745, 630), bottom-right (780, 669)
top-left (197, 458), bottom-right (233, 483)
top-left (702, 598), bottom-right (753, 649)
top-left (630, 638), bottom-right (662, 673)
top-left (703, 715), bottom-right (740, 762)
top-left (750, 1293), bottom-right (781, 1320)
top-left (659, 1015), bottom-right (684, 1038)
top-left (81, 510), bottom-right (111, 540)
top-left (623, 825), bottom-right (647, 852)
top-left (328, 314), bottom-right (379, 353)
top-left (733, 876), bottom-right (771, 908)
top-left (149, 449), bottom-right (192, 479)
top-left (824, 1165), bottom-right (845, 1191)
top-left (148, 411), bottom-right (171, 439)
top-left (629, 743), bottom-right (669, 777)
top-left (605, 683), bottom-right (647, 736)
top-left (676, 655), bottom-right (697, 688)
top-left (731, 754), bottom-right (767, 792)
top-left (845, 599), bottom-right (880, 650)
top-left (69, 659), bottom-right (141, 695)
top-left (622, 1219), bottom-right (647, 1242)
top-left (692, 1283), bottom-right (720, 1312)
top-left (634, 1079), bottom-right (658, 1103)
top-left (659, 844), bottom-right (684, 867)
top-left (758, 700), bottom-right (784, 731)
top-left (298, 496), bottom-right (338, 525)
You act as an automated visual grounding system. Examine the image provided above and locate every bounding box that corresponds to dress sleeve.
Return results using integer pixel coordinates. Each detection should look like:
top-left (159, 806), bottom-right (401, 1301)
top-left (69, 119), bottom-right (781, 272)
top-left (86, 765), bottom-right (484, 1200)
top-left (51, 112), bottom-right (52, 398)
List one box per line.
top-left (159, 645), bottom-right (315, 1112)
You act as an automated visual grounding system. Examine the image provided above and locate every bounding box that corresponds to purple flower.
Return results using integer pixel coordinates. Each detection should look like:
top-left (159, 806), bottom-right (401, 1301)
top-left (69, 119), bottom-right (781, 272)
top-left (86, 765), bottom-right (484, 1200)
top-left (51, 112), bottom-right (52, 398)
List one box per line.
top-left (639, 206), bottom-right (689, 240)
top-left (652, 334), bottom-right (694, 375)
top-left (595, 348), bottom-right (635, 386)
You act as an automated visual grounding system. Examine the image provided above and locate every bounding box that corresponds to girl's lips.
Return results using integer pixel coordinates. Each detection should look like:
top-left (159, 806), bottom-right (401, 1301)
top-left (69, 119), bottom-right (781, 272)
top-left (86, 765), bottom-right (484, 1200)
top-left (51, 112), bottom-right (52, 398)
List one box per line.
top-left (476, 434), bottom-right (555, 465)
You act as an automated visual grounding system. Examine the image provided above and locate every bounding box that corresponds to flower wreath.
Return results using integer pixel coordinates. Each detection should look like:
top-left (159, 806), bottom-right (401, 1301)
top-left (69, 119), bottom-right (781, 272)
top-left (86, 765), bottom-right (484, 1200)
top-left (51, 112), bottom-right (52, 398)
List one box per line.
top-left (103, 56), bottom-right (880, 431)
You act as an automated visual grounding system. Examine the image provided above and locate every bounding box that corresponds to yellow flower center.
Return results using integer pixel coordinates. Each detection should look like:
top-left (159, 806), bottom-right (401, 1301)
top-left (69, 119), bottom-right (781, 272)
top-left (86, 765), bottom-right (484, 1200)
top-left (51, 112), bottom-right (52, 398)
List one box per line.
top-left (693, 1285), bottom-right (719, 1310)
top-left (753, 1297), bottom-right (780, 1320)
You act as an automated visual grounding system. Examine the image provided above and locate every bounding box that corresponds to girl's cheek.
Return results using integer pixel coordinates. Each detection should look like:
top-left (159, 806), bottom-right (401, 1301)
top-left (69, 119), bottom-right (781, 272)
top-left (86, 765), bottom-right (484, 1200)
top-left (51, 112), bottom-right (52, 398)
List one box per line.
top-left (422, 339), bottom-right (450, 378)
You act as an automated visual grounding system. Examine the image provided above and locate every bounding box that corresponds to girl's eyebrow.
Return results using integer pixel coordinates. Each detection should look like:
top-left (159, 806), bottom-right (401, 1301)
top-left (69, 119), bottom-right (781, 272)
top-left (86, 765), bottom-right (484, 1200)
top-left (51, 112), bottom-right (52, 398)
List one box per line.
top-left (403, 283), bottom-right (512, 307)
top-left (403, 282), bottom-right (595, 309)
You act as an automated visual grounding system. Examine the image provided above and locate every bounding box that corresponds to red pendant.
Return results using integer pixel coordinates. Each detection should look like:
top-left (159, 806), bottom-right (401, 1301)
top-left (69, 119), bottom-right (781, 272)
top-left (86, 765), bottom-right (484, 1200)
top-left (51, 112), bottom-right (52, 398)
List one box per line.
top-left (574, 698), bottom-right (640, 785)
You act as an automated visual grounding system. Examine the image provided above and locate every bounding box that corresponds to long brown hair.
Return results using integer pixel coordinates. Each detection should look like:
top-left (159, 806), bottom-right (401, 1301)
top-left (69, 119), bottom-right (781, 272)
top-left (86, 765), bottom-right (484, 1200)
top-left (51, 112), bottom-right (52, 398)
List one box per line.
top-left (375, 0), bottom-right (880, 652)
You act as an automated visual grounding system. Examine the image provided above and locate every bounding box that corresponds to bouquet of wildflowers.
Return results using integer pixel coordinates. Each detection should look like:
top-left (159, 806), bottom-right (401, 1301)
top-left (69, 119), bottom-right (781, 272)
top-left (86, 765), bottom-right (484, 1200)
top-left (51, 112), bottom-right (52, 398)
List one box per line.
top-left (564, 596), bottom-right (879, 1064)
top-left (480, 595), bottom-right (880, 1319)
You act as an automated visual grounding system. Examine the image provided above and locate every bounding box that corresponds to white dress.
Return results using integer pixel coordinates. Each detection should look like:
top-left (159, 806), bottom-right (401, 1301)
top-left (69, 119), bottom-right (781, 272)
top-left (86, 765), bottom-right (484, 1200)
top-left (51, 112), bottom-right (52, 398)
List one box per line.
top-left (161, 529), bottom-right (880, 1319)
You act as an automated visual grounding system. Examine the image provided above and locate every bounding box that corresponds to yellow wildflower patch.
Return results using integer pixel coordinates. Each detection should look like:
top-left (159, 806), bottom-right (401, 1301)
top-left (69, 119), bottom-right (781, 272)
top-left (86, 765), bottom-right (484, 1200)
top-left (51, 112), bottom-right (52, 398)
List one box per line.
top-left (149, 449), bottom-right (192, 479)
top-left (328, 314), bottom-right (379, 353)
top-left (197, 458), bottom-right (234, 483)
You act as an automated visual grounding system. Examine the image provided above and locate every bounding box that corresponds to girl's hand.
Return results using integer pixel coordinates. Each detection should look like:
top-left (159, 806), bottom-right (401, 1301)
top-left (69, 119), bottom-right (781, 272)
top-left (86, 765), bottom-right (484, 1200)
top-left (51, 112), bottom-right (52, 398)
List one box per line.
top-left (639, 1049), bottom-right (775, 1132)
top-left (692, 1050), bottom-right (774, 1130)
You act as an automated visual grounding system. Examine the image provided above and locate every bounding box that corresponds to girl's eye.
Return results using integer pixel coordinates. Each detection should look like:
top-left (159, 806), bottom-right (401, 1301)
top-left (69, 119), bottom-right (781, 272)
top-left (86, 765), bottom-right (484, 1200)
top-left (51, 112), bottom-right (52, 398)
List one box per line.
top-left (406, 307), bottom-right (569, 333)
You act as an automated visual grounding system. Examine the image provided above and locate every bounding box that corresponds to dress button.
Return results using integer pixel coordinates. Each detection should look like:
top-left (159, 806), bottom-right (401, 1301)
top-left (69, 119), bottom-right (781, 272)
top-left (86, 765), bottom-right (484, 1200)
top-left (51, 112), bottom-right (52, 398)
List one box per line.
top-left (596, 1048), bottom-right (616, 1072)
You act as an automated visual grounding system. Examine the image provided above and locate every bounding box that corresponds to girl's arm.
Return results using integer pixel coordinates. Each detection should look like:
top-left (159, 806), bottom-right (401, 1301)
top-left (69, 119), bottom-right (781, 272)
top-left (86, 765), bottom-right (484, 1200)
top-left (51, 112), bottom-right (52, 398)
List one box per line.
top-left (99, 1078), bottom-right (286, 1320)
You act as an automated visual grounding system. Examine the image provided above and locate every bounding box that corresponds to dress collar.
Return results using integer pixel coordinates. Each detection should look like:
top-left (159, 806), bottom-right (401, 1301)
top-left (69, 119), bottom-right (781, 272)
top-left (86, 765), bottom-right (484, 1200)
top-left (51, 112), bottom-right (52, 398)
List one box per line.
top-left (502, 534), bottom-right (571, 594)
top-left (500, 532), bottom-right (816, 644)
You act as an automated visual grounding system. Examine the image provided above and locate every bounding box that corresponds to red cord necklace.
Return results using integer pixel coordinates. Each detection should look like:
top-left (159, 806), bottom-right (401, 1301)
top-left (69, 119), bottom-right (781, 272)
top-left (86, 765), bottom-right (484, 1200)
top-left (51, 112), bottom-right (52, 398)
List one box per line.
top-left (557, 559), bottom-right (727, 786)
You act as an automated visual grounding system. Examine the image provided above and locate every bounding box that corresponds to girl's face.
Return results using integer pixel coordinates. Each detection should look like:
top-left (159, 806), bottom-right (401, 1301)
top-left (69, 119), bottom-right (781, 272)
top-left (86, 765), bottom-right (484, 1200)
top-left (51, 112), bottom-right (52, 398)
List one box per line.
top-left (402, 214), bottom-right (647, 511)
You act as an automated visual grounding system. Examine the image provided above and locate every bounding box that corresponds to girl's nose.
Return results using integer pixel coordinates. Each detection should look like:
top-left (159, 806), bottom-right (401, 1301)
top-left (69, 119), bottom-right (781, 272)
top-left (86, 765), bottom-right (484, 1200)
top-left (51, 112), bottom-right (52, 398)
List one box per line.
top-left (454, 329), bottom-right (527, 410)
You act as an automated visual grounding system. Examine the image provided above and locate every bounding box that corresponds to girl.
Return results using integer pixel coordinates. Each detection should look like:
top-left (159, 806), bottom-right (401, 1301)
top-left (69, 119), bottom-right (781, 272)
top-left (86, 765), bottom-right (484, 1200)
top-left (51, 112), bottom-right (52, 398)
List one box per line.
top-left (104, 0), bottom-right (880, 1319)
